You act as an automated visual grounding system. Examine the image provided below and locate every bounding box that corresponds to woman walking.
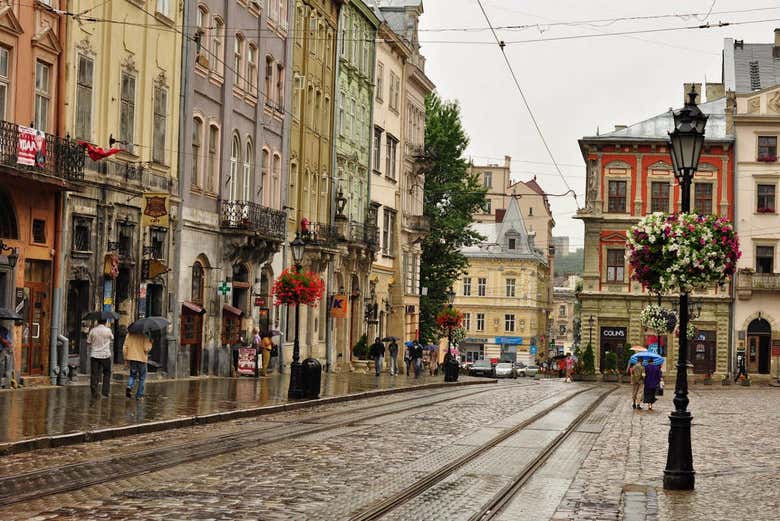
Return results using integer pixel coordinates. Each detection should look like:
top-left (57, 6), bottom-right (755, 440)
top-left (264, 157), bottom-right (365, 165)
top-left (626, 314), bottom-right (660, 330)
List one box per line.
top-left (629, 362), bottom-right (645, 409)
top-left (643, 362), bottom-right (662, 410)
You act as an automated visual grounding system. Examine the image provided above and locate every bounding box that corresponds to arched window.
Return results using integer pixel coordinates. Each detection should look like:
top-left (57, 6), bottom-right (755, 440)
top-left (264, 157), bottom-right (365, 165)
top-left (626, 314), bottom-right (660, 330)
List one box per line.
top-left (244, 140), bottom-right (253, 201)
top-left (191, 262), bottom-right (204, 304)
top-left (230, 133), bottom-right (241, 200)
top-left (212, 17), bottom-right (224, 76)
top-left (262, 148), bottom-right (270, 206)
top-left (191, 117), bottom-right (203, 188)
top-left (234, 34), bottom-right (244, 87)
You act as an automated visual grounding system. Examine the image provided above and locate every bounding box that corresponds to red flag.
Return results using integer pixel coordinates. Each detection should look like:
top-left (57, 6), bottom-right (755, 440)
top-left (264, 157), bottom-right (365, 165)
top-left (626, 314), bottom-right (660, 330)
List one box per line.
top-left (78, 141), bottom-right (122, 161)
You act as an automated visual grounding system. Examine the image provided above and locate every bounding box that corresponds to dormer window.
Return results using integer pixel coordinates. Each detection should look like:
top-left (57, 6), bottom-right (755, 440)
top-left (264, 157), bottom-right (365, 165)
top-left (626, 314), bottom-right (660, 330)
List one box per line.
top-left (508, 238), bottom-right (516, 250)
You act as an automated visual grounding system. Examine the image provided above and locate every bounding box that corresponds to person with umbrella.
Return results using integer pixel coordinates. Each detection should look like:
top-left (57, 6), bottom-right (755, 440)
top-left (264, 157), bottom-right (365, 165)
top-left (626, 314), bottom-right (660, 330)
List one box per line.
top-left (404, 341), bottom-right (413, 376)
top-left (411, 341), bottom-right (424, 378)
top-left (123, 330), bottom-right (152, 400)
top-left (369, 337), bottom-right (384, 376)
top-left (87, 319), bottom-right (114, 398)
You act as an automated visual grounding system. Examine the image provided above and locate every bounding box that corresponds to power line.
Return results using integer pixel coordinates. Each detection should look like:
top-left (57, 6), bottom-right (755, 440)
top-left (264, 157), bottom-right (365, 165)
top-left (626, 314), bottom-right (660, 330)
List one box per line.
top-left (475, 0), bottom-right (579, 211)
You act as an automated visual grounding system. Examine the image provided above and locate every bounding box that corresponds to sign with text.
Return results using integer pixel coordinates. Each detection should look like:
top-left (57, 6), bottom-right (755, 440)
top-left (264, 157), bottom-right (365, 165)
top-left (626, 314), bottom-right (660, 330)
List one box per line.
top-left (495, 336), bottom-right (523, 345)
top-left (238, 347), bottom-right (257, 376)
top-left (141, 192), bottom-right (169, 228)
top-left (17, 126), bottom-right (46, 167)
top-left (600, 327), bottom-right (626, 339)
top-left (331, 294), bottom-right (348, 318)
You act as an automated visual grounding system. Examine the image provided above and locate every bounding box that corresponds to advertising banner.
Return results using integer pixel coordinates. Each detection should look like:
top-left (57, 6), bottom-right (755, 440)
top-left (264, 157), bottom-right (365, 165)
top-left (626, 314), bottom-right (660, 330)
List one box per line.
top-left (238, 347), bottom-right (257, 376)
top-left (17, 126), bottom-right (46, 167)
top-left (331, 294), bottom-right (348, 318)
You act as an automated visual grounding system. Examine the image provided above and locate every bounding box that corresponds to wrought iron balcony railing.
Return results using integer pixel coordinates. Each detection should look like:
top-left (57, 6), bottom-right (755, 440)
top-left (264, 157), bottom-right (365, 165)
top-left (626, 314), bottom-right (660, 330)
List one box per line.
top-left (0, 120), bottom-right (84, 184)
top-left (737, 271), bottom-right (780, 293)
top-left (84, 156), bottom-right (171, 192)
top-left (344, 220), bottom-right (380, 250)
top-left (301, 221), bottom-right (340, 247)
top-left (220, 200), bottom-right (286, 240)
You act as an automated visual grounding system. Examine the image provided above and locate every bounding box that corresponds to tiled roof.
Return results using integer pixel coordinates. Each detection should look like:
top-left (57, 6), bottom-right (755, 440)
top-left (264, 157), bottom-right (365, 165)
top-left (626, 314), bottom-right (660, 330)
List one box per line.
top-left (724, 38), bottom-right (780, 94)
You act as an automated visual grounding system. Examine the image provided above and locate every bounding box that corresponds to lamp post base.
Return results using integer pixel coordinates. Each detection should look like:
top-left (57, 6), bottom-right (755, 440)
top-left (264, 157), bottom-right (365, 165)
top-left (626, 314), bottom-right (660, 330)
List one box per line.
top-left (288, 361), bottom-right (305, 399)
top-left (663, 411), bottom-right (695, 490)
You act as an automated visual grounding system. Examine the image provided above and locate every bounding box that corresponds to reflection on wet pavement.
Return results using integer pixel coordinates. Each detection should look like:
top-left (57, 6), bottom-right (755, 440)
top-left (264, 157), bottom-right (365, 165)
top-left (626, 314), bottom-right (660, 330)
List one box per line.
top-left (0, 372), bottom-right (446, 443)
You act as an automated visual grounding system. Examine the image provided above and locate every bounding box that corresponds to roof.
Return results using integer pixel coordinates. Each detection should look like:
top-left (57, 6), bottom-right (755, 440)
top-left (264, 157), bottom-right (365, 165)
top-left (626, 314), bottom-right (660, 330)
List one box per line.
top-left (372, 0), bottom-right (422, 8)
top-left (582, 97), bottom-right (731, 142)
top-left (724, 38), bottom-right (780, 93)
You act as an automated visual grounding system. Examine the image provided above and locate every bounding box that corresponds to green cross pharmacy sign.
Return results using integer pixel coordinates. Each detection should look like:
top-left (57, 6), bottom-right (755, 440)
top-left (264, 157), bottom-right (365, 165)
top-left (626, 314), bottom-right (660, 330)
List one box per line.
top-left (217, 281), bottom-right (232, 297)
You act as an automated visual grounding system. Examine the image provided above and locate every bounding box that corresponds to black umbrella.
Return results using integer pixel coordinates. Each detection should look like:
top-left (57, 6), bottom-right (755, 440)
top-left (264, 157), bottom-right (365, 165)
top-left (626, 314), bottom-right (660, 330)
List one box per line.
top-left (128, 316), bottom-right (170, 335)
top-left (83, 310), bottom-right (120, 322)
top-left (0, 307), bottom-right (22, 320)
top-left (382, 336), bottom-right (399, 342)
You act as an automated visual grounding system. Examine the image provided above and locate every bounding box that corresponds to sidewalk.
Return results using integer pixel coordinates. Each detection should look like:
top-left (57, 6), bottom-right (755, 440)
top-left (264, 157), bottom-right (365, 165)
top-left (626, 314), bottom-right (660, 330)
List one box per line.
top-left (0, 371), bottom-right (485, 448)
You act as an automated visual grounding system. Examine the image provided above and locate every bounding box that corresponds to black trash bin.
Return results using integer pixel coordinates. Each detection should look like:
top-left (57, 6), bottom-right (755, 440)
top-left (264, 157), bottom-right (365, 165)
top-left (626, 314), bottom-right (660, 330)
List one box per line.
top-left (444, 352), bottom-right (459, 382)
top-left (301, 357), bottom-right (322, 399)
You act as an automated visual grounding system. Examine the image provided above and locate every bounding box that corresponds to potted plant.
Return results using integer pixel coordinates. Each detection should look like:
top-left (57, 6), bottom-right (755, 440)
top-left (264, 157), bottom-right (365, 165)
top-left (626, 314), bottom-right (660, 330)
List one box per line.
top-left (579, 343), bottom-right (598, 381)
top-left (603, 351), bottom-right (619, 382)
top-left (272, 267), bottom-right (325, 307)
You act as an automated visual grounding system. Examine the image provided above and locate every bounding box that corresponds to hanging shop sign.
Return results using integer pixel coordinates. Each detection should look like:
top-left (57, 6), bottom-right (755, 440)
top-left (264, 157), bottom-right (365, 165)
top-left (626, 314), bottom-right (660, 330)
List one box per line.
top-left (141, 192), bottom-right (169, 228)
top-left (217, 281), bottom-right (232, 297)
top-left (17, 126), bottom-right (46, 167)
top-left (331, 294), bottom-right (348, 318)
top-left (142, 259), bottom-right (169, 280)
top-left (103, 254), bottom-right (119, 278)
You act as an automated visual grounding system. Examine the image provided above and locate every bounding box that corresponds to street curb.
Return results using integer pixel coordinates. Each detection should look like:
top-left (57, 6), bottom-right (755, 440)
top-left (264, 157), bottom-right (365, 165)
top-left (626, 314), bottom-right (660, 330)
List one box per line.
top-left (0, 379), bottom-right (497, 456)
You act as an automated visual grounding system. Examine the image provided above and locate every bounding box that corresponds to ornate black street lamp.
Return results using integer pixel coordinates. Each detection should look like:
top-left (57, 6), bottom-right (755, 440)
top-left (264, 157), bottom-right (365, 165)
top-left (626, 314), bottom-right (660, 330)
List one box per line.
top-left (288, 234), bottom-right (306, 399)
top-left (444, 286), bottom-right (459, 382)
top-left (664, 87), bottom-right (708, 491)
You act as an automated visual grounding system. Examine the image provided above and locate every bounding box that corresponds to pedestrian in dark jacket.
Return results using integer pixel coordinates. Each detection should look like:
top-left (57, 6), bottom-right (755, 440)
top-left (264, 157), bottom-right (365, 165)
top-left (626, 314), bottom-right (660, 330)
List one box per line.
top-left (404, 343), bottom-right (413, 376)
top-left (388, 340), bottom-right (399, 376)
top-left (370, 337), bottom-right (384, 376)
top-left (643, 363), bottom-right (662, 410)
top-left (411, 342), bottom-right (424, 378)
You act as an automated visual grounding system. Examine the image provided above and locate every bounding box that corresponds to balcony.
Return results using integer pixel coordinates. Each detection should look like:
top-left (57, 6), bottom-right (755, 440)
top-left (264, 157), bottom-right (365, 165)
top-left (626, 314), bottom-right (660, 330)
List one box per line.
top-left (301, 221), bottom-right (340, 248)
top-left (84, 157), bottom-right (170, 192)
top-left (220, 200), bottom-right (286, 241)
top-left (0, 120), bottom-right (84, 187)
top-left (736, 270), bottom-right (780, 299)
top-left (344, 220), bottom-right (380, 250)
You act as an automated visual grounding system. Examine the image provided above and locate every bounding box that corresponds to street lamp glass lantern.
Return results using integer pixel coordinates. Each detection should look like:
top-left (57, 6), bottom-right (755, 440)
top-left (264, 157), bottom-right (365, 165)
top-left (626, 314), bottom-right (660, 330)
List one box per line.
top-left (291, 235), bottom-right (305, 265)
top-left (668, 88), bottom-right (708, 178)
top-left (446, 287), bottom-right (456, 305)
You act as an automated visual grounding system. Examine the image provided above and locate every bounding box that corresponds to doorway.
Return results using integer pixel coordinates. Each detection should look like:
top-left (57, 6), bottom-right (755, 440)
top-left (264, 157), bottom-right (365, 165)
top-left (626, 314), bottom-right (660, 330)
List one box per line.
top-left (747, 318), bottom-right (771, 374)
top-left (66, 280), bottom-right (90, 370)
top-left (691, 330), bottom-right (716, 374)
top-left (22, 260), bottom-right (51, 375)
top-left (181, 304), bottom-right (204, 376)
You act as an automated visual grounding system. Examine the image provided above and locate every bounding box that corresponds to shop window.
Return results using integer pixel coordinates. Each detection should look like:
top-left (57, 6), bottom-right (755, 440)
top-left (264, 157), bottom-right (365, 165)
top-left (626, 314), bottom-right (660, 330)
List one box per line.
top-left (72, 216), bottom-right (91, 251)
top-left (32, 219), bottom-right (46, 244)
top-left (756, 246), bottom-right (774, 273)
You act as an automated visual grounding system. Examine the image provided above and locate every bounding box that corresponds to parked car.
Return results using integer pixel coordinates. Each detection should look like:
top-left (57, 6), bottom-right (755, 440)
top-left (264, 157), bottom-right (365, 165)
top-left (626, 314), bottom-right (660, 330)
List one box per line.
top-left (518, 364), bottom-right (539, 377)
top-left (468, 359), bottom-right (494, 377)
top-left (494, 362), bottom-right (517, 378)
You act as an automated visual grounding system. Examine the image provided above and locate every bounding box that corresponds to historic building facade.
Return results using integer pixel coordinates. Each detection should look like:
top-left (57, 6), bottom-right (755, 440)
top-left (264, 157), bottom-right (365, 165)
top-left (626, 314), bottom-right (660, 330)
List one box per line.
top-left (175, 0), bottom-right (291, 376)
top-left (0, 2), bottom-right (83, 383)
top-left (553, 283), bottom-right (577, 355)
top-left (576, 90), bottom-right (734, 376)
top-left (455, 197), bottom-right (550, 364)
top-left (331, 0), bottom-right (379, 367)
top-left (61, 0), bottom-right (182, 375)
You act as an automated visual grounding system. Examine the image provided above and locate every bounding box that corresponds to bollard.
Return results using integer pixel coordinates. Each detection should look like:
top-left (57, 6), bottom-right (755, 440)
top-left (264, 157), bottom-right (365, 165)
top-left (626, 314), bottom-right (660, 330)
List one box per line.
top-left (301, 357), bottom-right (322, 399)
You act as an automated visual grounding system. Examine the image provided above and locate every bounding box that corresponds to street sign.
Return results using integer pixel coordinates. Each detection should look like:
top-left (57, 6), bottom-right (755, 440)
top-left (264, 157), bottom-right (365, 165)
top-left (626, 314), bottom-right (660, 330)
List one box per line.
top-left (530, 346), bottom-right (537, 355)
top-left (217, 281), bottom-right (232, 296)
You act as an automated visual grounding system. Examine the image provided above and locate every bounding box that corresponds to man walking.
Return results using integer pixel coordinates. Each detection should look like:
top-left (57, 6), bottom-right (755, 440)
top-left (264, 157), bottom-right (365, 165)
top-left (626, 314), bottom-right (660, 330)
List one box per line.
top-left (404, 342), bottom-right (413, 376)
top-left (124, 332), bottom-right (151, 400)
top-left (412, 342), bottom-right (424, 378)
top-left (370, 337), bottom-right (384, 376)
top-left (388, 340), bottom-right (399, 376)
top-left (87, 319), bottom-right (113, 398)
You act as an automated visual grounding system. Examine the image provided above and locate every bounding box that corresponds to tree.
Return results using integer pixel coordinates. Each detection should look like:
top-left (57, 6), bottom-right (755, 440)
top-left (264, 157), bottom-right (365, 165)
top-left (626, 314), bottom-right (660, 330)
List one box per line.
top-left (582, 343), bottom-right (596, 375)
top-left (418, 94), bottom-right (487, 344)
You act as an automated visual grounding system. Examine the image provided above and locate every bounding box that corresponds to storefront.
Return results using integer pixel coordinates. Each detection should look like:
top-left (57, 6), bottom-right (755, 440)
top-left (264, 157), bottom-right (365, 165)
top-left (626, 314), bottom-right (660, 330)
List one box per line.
top-left (600, 326), bottom-right (626, 373)
top-left (461, 337), bottom-right (488, 362)
top-left (496, 336), bottom-right (523, 363)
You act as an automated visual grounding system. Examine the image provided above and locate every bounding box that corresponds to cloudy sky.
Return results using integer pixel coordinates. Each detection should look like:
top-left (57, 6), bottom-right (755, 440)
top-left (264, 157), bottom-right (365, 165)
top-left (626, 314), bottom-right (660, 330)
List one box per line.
top-left (418, 0), bottom-right (780, 252)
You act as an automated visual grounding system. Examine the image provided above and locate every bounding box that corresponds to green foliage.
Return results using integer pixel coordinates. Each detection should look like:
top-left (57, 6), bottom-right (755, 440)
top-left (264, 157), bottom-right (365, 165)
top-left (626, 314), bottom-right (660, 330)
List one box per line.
top-left (353, 334), bottom-right (368, 360)
top-left (419, 93), bottom-right (487, 344)
top-left (617, 343), bottom-right (631, 373)
top-left (605, 351), bottom-right (618, 373)
top-left (582, 343), bottom-right (596, 375)
top-left (555, 248), bottom-right (584, 277)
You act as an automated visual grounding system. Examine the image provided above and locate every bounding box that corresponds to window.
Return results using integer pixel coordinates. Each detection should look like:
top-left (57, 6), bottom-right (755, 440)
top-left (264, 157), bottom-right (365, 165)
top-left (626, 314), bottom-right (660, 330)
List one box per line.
top-left (191, 118), bottom-right (202, 188)
top-left (463, 313), bottom-right (471, 331)
top-left (477, 277), bottom-right (486, 297)
top-left (376, 62), bottom-right (384, 101)
top-left (72, 216), bottom-right (91, 251)
top-left (207, 125), bottom-right (219, 191)
top-left (650, 181), bottom-right (670, 213)
top-left (233, 35), bottom-right (244, 87)
top-left (265, 56), bottom-right (274, 106)
top-left (386, 135), bottom-right (398, 180)
top-left (529, 207), bottom-right (533, 216)
top-left (484, 200), bottom-right (491, 215)
top-left (149, 228), bottom-right (166, 260)
top-left (694, 184), bottom-right (713, 215)
top-left (476, 313), bottom-right (485, 332)
top-left (373, 127), bottom-right (382, 173)
top-left (505, 314), bottom-right (515, 332)
top-left (606, 249), bottom-right (625, 282)
top-left (261, 148), bottom-right (270, 204)
top-left (152, 86), bottom-right (167, 164)
top-left (247, 44), bottom-right (257, 92)
top-left (75, 55), bottom-right (94, 140)
top-left (505, 278), bottom-right (516, 297)
top-left (191, 262), bottom-right (204, 304)
top-left (276, 64), bottom-right (284, 110)
top-left (349, 98), bottom-right (356, 139)
top-left (389, 72), bottom-right (399, 110)
top-left (156, 0), bottom-right (170, 17)
top-left (313, 91), bottom-right (321, 133)
top-left (338, 95), bottom-right (344, 136)
top-left (279, 0), bottom-right (288, 29)
top-left (462, 277), bottom-right (471, 296)
top-left (559, 305), bottom-right (566, 317)
top-left (212, 17), bottom-right (225, 76)
top-left (483, 172), bottom-right (492, 188)
top-left (403, 253), bottom-right (419, 295)
top-left (0, 47), bottom-right (8, 120)
top-left (756, 246), bottom-right (774, 273)
top-left (757, 184), bottom-right (775, 213)
top-left (309, 16), bottom-right (317, 56)
top-left (758, 136), bottom-right (777, 161)
top-left (559, 324), bottom-right (567, 336)
top-left (382, 209), bottom-right (396, 256)
top-left (34, 61), bottom-right (50, 131)
top-left (118, 222), bottom-right (134, 258)
top-left (244, 141), bottom-right (253, 201)
top-left (273, 154), bottom-right (281, 208)
top-left (120, 72), bottom-right (136, 151)
top-left (508, 238), bottom-right (516, 250)
top-left (229, 134), bottom-right (240, 200)
top-left (607, 180), bottom-right (627, 213)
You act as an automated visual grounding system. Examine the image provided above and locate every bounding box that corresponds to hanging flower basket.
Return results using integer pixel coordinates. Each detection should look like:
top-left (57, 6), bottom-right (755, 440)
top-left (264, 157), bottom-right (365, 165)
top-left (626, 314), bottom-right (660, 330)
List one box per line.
top-left (627, 213), bottom-right (741, 294)
top-left (640, 304), bottom-right (677, 333)
top-left (272, 267), bottom-right (325, 306)
top-left (674, 323), bottom-right (697, 340)
top-left (436, 307), bottom-right (464, 330)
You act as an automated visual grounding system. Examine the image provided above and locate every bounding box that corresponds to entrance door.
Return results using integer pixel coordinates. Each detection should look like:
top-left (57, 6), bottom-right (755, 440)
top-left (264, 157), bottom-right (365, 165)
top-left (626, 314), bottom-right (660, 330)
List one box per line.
top-left (66, 280), bottom-right (90, 370)
top-left (21, 283), bottom-right (48, 375)
top-left (181, 306), bottom-right (203, 376)
top-left (691, 331), bottom-right (716, 374)
top-left (747, 318), bottom-right (771, 374)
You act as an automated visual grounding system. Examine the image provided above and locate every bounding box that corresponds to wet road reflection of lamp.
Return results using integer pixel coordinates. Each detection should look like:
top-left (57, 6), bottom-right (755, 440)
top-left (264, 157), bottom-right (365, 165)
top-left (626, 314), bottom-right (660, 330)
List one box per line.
top-left (444, 287), bottom-right (459, 382)
top-left (288, 234), bottom-right (306, 399)
top-left (664, 87), bottom-right (708, 492)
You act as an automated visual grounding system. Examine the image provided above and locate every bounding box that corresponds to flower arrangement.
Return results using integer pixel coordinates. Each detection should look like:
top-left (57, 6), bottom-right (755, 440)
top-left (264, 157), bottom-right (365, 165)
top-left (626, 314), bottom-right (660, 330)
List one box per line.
top-left (436, 307), bottom-right (464, 330)
top-left (757, 155), bottom-right (777, 162)
top-left (639, 304), bottom-right (677, 332)
top-left (272, 267), bottom-right (325, 306)
top-left (674, 323), bottom-right (697, 340)
top-left (627, 213), bottom-right (741, 294)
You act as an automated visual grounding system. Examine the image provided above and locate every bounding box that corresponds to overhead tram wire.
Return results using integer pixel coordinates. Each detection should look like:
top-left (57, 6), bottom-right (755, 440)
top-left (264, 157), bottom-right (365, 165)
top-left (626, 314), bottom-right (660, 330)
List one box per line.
top-left (475, 0), bottom-right (579, 211)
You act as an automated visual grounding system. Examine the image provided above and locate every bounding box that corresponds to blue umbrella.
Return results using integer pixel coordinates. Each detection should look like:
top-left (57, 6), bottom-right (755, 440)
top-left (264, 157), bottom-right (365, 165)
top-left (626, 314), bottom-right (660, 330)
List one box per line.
top-left (404, 341), bottom-right (415, 348)
top-left (629, 350), bottom-right (665, 366)
top-left (424, 344), bottom-right (437, 351)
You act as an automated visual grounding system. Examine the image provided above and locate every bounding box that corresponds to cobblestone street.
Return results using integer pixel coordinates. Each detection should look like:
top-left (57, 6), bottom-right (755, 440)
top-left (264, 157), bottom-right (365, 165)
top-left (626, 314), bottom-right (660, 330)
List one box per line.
top-left (0, 380), bottom-right (778, 520)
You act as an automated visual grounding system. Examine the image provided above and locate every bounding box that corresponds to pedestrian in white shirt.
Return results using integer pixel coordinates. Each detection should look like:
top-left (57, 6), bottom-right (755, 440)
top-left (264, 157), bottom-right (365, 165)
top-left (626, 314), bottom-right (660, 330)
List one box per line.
top-left (87, 319), bottom-right (114, 398)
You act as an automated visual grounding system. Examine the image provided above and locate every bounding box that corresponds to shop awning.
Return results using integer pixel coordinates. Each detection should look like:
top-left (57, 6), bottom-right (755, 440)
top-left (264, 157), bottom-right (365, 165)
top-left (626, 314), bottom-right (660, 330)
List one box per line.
top-left (222, 304), bottom-right (244, 317)
top-left (182, 301), bottom-right (206, 314)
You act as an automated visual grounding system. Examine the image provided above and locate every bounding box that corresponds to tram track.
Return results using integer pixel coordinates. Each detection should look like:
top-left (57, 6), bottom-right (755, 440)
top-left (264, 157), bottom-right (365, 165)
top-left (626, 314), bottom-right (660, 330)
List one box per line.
top-left (0, 382), bottom-right (513, 507)
top-left (349, 385), bottom-right (616, 521)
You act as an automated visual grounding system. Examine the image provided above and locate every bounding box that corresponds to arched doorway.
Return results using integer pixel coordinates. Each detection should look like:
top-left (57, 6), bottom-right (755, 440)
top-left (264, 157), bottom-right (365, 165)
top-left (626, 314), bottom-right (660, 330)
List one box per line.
top-left (747, 318), bottom-right (771, 374)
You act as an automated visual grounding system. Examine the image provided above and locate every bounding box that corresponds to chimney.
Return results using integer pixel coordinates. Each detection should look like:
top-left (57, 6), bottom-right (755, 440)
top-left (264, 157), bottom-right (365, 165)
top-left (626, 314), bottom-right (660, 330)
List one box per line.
top-left (683, 82), bottom-right (702, 103)
top-left (614, 125), bottom-right (627, 131)
top-left (706, 83), bottom-right (725, 101)
top-left (774, 28), bottom-right (780, 57)
top-left (504, 155), bottom-right (511, 169)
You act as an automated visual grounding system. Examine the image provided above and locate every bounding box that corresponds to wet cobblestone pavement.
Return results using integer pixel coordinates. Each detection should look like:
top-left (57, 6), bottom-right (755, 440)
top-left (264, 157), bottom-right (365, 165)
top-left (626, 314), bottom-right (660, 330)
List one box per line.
top-left (1, 381), bottom-right (779, 520)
